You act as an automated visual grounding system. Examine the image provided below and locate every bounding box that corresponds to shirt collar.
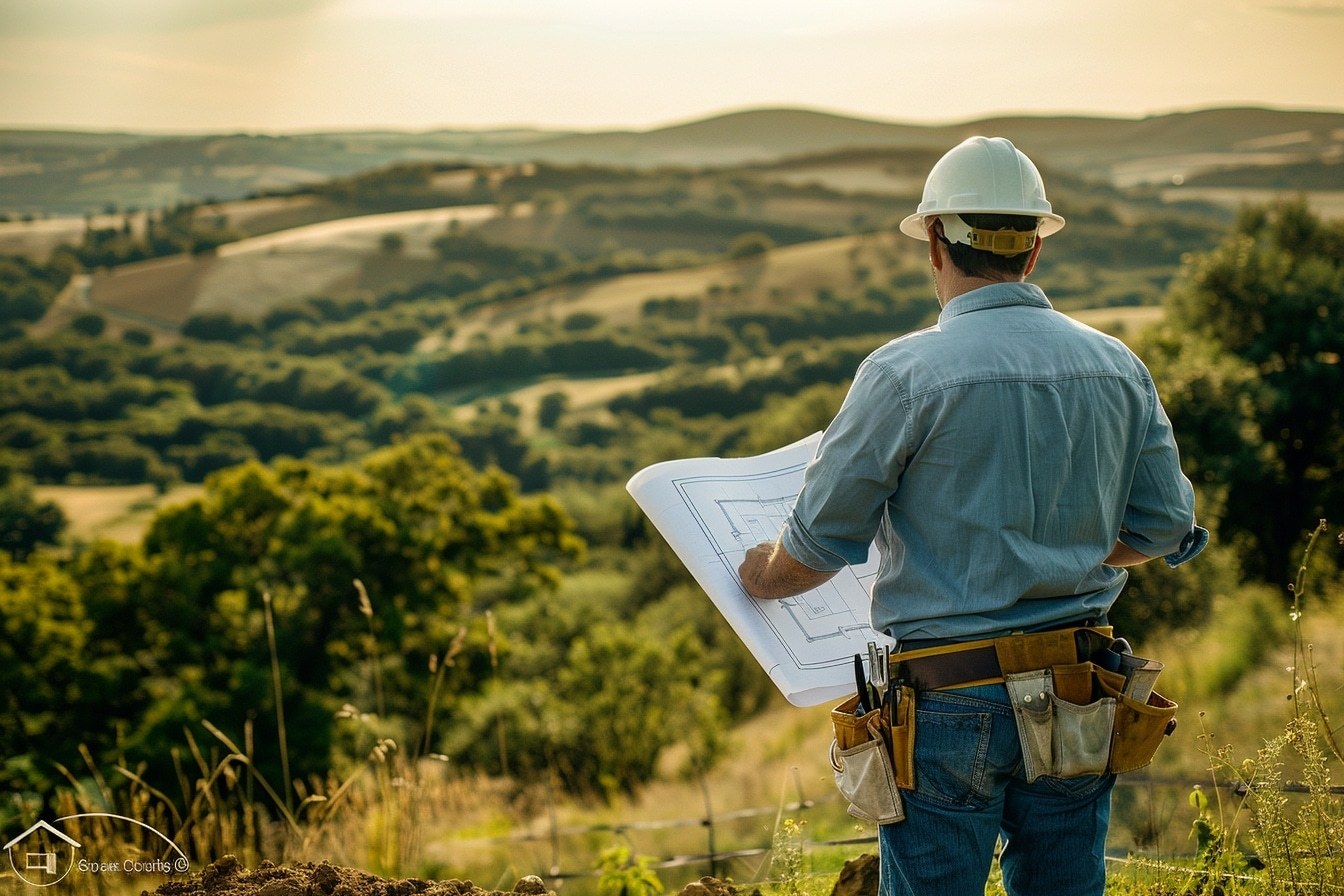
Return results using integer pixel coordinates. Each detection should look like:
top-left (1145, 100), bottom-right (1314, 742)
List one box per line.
top-left (937, 281), bottom-right (1053, 325)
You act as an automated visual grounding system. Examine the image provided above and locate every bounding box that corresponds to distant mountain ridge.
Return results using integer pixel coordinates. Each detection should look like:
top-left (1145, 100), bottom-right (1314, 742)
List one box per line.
top-left (2, 106), bottom-right (1342, 215)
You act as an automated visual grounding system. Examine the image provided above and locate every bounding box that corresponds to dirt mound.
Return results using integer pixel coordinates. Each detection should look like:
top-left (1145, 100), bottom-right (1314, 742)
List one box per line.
top-left (675, 877), bottom-right (744, 896)
top-left (149, 856), bottom-right (553, 896)
top-left (828, 854), bottom-right (878, 896)
top-left (148, 857), bottom-right (754, 896)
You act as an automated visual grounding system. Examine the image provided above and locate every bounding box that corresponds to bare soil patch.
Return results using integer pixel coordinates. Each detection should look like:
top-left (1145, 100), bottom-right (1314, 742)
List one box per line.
top-left (152, 856), bottom-right (543, 896)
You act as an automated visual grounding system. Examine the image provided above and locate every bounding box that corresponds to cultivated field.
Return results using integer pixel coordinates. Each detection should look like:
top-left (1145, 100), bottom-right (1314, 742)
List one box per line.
top-left (214, 203), bottom-right (506, 258)
top-left (84, 203), bottom-right (520, 325)
top-left (0, 211), bottom-right (148, 259)
top-left (1161, 186), bottom-right (1344, 219)
top-left (1068, 304), bottom-right (1165, 336)
top-left (34, 482), bottom-right (205, 544)
top-left (446, 233), bottom-right (925, 351)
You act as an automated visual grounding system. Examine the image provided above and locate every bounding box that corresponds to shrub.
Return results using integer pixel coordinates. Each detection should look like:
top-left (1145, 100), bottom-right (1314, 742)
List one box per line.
top-left (728, 231), bottom-right (775, 260)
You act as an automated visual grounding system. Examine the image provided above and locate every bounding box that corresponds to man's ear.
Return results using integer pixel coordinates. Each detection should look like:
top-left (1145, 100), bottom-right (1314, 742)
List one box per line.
top-left (925, 218), bottom-right (945, 271)
top-left (1022, 233), bottom-right (1044, 277)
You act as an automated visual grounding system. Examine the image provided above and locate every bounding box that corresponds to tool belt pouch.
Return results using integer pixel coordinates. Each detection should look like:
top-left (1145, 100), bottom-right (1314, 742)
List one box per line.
top-left (1005, 668), bottom-right (1116, 783)
top-left (1099, 677), bottom-right (1179, 773)
top-left (830, 694), bottom-right (905, 825)
top-left (1006, 658), bottom-right (1178, 781)
top-left (887, 685), bottom-right (916, 790)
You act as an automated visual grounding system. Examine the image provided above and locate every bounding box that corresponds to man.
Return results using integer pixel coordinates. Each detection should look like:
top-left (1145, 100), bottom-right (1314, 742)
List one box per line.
top-left (738, 136), bottom-right (1206, 896)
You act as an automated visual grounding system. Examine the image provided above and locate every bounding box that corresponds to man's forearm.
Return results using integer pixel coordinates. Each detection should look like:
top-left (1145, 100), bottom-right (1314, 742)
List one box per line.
top-left (1104, 540), bottom-right (1153, 567)
top-left (738, 540), bottom-right (837, 599)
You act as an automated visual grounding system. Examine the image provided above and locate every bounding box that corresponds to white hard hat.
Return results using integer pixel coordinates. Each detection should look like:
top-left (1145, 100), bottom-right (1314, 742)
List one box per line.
top-left (899, 136), bottom-right (1065, 246)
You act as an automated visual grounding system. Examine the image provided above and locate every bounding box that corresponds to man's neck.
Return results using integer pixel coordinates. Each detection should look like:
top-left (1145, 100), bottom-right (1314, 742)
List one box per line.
top-left (936, 272), bottom-right (1023, 307)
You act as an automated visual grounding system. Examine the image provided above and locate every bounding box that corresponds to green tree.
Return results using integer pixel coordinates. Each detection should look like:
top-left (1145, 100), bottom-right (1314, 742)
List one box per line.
top-left (132, 433), bottom-right (583, 786)
top-left (537, 391), bottom-right (569, 429)
top-left (181, 311), bottom-right (258, 342)
top-left (0, 553), bottom-right (87, 792)
top-left (71, 313), bottom-right (106, 337)
top-left (121, 327), bottom-right (154, 347)
top-left (1144, 200), bottom-right (1344, 583)
top-left (0, 478), bottom-right (67, 560)
top-left (727, 231), bottom-right (774, 260)
top-left (446, 621), bottom-right (728, 798)
top-left (0, 548), bottom-right (141, 795)
top-left (550, 624), bottom-right (727, 797)
top-left (0, 254), bottom-right (75, 323)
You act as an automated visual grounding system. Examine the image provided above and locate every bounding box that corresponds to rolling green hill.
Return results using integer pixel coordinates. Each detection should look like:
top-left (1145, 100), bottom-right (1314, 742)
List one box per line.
top-left (0, 107), bottom-right (1328, 498)
top-left (4, 106), bottom-right (1343, 216)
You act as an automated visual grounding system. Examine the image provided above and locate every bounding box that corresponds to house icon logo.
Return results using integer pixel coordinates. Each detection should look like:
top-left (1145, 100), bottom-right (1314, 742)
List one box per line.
top-left (4, 820), bottom-right (81, 887)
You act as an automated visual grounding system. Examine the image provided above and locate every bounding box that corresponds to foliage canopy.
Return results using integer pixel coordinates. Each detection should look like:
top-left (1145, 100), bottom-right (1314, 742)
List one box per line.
top-left (1144, 199), bottom-right (1344, 583)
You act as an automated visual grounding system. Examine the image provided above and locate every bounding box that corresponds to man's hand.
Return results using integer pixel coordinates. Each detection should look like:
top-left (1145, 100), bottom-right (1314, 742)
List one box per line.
top-left (738, 540), bottom-right (837, 600)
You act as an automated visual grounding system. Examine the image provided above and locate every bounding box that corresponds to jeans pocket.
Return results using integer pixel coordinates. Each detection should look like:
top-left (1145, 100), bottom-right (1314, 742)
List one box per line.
top-left (832, 737), bottom-right (905, 824)
top-left (912, 702), bottom-right (996, 808)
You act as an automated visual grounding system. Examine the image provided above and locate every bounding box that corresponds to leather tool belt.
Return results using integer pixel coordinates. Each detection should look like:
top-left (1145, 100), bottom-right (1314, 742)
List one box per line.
top-left (892, 626), bottom-right (1116, 691)
top-left (830, 623), bottom-right (1176, 822)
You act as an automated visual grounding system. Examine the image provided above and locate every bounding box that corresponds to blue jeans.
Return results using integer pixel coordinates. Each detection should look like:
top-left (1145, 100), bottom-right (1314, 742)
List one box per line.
top-left (878, 684), bottom-right (1115, 896)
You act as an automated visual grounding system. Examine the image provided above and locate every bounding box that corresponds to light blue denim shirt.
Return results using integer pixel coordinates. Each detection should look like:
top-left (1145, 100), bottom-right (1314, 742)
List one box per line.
top-left (781, 281), bottom-right (1206, 643)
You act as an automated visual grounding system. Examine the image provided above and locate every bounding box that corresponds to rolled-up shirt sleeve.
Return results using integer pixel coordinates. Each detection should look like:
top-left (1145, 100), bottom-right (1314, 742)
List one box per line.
top-left (781, 360), bottom-right (907, 572)
top-left (1118, 388), bottom-right (1208, 567)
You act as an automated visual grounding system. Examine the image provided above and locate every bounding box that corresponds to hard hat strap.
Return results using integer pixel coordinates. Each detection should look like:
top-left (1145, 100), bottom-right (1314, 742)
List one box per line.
top-left (940, 214), bottom-right (1038, 257)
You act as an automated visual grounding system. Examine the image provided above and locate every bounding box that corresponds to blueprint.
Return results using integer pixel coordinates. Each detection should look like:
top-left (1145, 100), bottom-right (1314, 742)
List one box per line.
top-left (626, 432), bottom-right (893, 706)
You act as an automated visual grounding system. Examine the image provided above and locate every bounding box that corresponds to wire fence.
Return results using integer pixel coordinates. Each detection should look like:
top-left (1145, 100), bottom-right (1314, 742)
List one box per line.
top-left (455, 774), bottom-right (1344, 891)
top-left (470, 788), bottom-right (844, 886)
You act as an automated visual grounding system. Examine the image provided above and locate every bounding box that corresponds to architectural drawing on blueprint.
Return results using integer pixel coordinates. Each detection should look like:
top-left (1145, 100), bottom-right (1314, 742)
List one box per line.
top-left (627, 431), bottom-right (890, 705)
top-left (673, 467), bottom-right (881, 665)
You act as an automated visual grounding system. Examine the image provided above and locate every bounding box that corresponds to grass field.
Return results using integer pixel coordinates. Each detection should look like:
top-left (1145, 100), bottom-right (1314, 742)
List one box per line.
top-left (446, 233), bottom-right (923, 351)
top-left (760, 161), bottom-right (922, 196)
top-left (196, 193), bottom-right (332, 236)
top-left (88, 253), bottom-right (220, 326)
top-left (34, 482), bottom-right (205, 544)
top-left (1162, 186), bottom-right (1344, 219)
top-left (1110, 152), bottom-right (1307, 189)
top-left (1068, 304), bottom-right (1165, 336)
top-left (0, 212), bottom-right (148, 260)
top-left (84, 203), bottom-right (516, 326)
top-left (214, 203), bottom-right (505, 258)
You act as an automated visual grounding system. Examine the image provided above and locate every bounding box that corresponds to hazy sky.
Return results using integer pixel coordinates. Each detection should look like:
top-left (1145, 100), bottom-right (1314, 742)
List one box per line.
top-left (1, 0), bottom-right (1341, 133)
